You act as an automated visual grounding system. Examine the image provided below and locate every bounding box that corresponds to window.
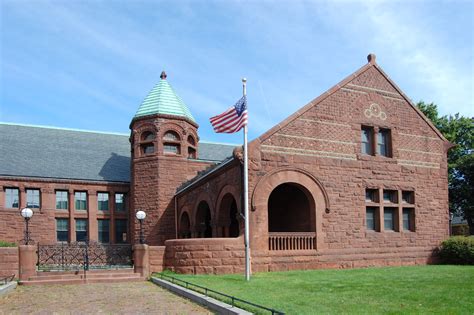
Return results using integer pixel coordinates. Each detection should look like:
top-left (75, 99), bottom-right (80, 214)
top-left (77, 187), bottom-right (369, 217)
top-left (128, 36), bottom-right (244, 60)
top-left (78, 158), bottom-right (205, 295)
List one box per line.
top-left (56, 191), bottom-right (68, 210)
top-left (402, 191), bottom-right (415, 204)
top-left (98, 193), bottom-right (109, 211)
top-left (163, 131), bottom-right (181, 155)
top-left (4, 188), bottom-right (19, 208)
top-left (365, 189), bottom-right (378, 203)
top-left (26, 189), bottom-right (40, 209)
top-left (361, 126), bottom-right (374, 155)
top-left (384, 208), bottom-right (396, 231)
top-left (366, 207), bottom-right (377, 231)
top-left (140, 131), bottom-right (155, 155)
top-left (361, 126), bottom-right (392, 157)
top-left (115, 193), bottom-right (125, 212)
top-left (403, 208), bottom-right (415, 231)
top-left (56, 219), bottom-right (69, 242)
top-left (115, 219), bottom-right (128, 244)
top-left (98, 219), bottom-right (110, 243)
top-left (383, 190), bottom-right (398, 203)
top-left (76, 219), bottom-right (88, 242)
top-left (75, 192), bottom-right (87, 211)
top-left (187, 136), bottom-right (197, 159)
top-left (377, 129), bottom-right (391, 157)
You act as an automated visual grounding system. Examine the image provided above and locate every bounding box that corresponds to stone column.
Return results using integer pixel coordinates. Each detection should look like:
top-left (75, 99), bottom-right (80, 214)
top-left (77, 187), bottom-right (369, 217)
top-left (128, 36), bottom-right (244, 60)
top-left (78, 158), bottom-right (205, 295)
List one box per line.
top-left (19, 245), bottom-right (36, 281)
top-left (133, 244), bottom-right (149, 277)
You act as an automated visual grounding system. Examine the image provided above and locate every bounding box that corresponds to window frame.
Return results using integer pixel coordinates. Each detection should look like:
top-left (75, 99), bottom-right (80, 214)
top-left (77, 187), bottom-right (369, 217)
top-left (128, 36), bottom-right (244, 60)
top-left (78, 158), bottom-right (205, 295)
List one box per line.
top-left (75, 191), bottom-right (88, 211)
top-left (115, 219), bottom-right (128, 244)
top-left (115, 193), bottom-right (126, 212)
top-left (377, 128), bottom-right (392, 157)
top-left (163, 130), bottom-right (181, 156)
top-left (55, 190), bottom-right (69, 210)
top-left (361, 126), bottom-right (374, 156)
top-left (56, 218), bottom-right (69, 243)
top-left (140, 130), bottom-right (156, 156)
top-left (26, 188), bottom-right (41, 209)
top-left (97, 192), bottom-right (109, 211)
top-left (4, 187), bottom-right (20, 209)
top-left (98, 219), bottom-right (110, 243)
top-left (75, 219), bottom-right (88, 242)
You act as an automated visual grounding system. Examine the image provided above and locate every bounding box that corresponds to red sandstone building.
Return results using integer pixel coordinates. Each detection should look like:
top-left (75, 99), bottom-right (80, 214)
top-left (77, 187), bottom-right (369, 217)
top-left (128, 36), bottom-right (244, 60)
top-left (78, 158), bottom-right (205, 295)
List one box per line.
top-left (0, 54), bottom-right (451, 274)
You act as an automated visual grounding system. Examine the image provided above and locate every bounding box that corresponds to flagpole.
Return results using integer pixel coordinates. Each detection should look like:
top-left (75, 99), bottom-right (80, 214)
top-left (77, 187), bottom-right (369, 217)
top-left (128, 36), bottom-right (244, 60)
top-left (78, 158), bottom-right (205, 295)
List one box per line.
top-left (242, 77), bottom-right (250, 281)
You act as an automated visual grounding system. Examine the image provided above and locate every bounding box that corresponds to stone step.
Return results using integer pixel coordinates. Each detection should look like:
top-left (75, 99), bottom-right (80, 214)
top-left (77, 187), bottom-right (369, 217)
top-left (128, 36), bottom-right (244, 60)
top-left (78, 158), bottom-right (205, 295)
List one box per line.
top-left (29, 272), bottom-right (140, 281)
top-left (20, 275), bottom-right (144, 286)
top-left (35, 268), bottom-right (135, 276)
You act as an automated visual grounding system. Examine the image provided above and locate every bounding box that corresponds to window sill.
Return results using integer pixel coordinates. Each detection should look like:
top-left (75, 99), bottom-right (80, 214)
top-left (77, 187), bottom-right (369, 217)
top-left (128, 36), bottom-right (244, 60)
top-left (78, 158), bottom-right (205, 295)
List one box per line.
top-left (357, 154), bottom-right (395, 163)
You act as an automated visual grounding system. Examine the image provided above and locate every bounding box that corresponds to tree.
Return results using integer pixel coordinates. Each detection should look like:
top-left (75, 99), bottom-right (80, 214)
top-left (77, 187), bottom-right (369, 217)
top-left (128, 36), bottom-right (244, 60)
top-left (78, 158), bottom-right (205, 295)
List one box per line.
top-left (417, 102), bottom-right (474, 234)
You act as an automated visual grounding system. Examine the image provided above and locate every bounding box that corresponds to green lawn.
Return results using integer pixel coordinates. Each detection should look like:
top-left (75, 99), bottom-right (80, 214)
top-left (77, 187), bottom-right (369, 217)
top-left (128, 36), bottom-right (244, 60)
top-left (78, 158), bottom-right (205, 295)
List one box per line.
top-left (156, 265), bottom-right (474, 314)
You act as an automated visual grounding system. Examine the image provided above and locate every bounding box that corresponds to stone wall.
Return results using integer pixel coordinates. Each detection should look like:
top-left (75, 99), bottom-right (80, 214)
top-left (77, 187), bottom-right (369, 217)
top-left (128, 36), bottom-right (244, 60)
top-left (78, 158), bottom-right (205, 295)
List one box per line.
top-left (0, 247), bottom-right (19, 278)
top-left (0, 177), bottom-right (129, 245)
top-left (164, 238), bottom-right (245, 274)
top-left (149, 246), bottom-right (166, 273)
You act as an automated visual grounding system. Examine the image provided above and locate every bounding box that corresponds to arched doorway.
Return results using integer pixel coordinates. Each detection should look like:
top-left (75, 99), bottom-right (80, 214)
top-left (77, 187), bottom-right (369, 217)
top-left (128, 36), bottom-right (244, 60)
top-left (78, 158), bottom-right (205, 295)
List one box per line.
top-left (195, 201), bottom-right (212, 238)
top-left (217, 193), bottom-right (240, 237)
top-left (179, 212), bottom-right (191, 238)
top-left (268, 183), bottom-right (315, 232)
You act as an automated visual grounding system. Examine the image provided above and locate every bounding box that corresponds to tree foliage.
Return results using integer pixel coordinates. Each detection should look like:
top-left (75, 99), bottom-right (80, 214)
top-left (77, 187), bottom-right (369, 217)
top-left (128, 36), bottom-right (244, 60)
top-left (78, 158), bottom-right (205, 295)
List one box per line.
top-left (417, 102), bottom-right (474, 234)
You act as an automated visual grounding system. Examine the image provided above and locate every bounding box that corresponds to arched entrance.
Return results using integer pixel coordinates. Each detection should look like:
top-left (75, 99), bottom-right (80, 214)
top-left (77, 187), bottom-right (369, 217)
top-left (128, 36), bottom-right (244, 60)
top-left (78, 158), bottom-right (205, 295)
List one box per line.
top-left (217, 193), bottom-right (240, 237)
top-left (179, 212), bottom-right (191, 238)
top-left (268, 183), bottom-right (315, 232)
top-left (195, 201), bottom-right (212, 238)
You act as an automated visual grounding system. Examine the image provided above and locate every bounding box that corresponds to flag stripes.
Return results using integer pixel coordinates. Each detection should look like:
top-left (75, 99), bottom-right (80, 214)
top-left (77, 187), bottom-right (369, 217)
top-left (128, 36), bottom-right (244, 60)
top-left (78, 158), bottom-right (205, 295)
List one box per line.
top-left (209, 96), bottom-right (247, 133)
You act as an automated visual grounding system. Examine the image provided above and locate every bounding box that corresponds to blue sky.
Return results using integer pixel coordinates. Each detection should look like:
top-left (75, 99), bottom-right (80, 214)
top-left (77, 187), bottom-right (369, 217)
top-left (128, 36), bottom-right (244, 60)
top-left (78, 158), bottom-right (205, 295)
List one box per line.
top-left (1, 0), bottom-right (473, 144)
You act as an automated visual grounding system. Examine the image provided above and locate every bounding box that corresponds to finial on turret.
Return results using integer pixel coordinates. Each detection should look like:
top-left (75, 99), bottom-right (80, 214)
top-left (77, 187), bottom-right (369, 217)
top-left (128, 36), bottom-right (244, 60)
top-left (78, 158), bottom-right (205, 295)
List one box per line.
top-left (367, 53), bottom-right (376, 64)
top-left (160, 71), bottom-right (167, 80)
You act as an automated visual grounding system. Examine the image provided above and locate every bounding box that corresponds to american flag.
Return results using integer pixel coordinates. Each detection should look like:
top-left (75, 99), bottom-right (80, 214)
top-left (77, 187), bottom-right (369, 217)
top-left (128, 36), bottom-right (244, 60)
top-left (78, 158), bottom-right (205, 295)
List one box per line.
top-left (210, 96), bottom-right (248, 133)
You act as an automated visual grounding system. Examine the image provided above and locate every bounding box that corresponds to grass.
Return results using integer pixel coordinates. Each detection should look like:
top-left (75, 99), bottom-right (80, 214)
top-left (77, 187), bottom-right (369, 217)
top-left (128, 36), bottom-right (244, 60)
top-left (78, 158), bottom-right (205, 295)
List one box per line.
top-left (0, 241), bottom-right (16, 247)
top-left (155, 265), bottom-right (474, 314)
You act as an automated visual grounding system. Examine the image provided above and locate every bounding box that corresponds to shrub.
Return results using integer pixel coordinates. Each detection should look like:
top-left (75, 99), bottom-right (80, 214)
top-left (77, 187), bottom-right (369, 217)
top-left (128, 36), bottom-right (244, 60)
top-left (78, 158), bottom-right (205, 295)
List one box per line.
top-left (439, 236), bottom-right (474, 265)
top-left (452, 224), bottom-right (470, 236)
top-left (0, 241), bottom-right (17, 247)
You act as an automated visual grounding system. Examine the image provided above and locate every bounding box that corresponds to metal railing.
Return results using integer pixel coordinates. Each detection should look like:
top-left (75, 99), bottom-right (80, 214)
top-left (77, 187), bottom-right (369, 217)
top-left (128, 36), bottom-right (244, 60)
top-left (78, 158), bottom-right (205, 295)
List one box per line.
top-left (269, 232), bottom-right (316, 251)
top-left (157, 273), bottom-right (285, 315)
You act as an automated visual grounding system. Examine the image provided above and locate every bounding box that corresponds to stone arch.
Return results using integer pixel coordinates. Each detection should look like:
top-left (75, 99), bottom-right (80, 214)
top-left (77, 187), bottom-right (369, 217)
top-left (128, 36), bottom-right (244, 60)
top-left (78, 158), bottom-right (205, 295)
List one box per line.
top-left (251, 167), bottom-right (329, 250)
top-left (158, 123), bottom-right (185, 156)
top-left (178, 211), bottom-right (191, 239)
top-left (215, 185), bottom-right (242, 237)
top-left (194, 200), bottom-right (213, 238)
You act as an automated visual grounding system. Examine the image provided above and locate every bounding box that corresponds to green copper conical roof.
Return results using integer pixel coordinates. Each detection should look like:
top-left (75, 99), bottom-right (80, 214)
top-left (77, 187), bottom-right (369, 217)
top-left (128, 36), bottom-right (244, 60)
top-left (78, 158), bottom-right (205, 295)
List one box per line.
top-left (134, 71), bottom-right (195, 122)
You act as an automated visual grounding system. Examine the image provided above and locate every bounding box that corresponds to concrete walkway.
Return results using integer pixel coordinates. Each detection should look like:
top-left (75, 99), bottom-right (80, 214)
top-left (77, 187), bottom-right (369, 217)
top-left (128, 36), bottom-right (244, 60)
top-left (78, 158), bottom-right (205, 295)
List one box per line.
top-left (0, 281), bottom-right (211, 314)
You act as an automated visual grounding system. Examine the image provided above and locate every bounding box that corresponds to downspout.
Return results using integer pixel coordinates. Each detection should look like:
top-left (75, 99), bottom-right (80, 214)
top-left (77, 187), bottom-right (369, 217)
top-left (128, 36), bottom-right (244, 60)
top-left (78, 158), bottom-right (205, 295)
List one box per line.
top-left (174, 196), bottom-right (178, 239)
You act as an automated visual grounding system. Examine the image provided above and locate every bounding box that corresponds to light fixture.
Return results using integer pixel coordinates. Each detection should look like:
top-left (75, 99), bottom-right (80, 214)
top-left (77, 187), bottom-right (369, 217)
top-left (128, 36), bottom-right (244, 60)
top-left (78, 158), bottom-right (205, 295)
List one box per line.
top-left (20, 208), bottom-right (33, 245)
top-left (135, 210), bottom-right (146, 244)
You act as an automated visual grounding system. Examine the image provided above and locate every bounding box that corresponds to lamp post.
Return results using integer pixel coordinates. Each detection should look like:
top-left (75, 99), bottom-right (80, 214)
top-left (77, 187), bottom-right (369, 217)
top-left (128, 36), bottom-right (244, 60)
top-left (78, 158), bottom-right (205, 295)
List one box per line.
top-left (20, 208), bottom-right (33, 245)
top-left (136, 210), bottom-right (146, 244)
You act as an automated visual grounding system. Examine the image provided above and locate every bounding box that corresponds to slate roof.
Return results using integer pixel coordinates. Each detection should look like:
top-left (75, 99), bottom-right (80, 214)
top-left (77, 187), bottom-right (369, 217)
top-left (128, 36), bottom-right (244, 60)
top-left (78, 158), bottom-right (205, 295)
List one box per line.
top-left (134, 73), bottom-right (195, 122)
top-left (0, 123), bottom-right (236, 183)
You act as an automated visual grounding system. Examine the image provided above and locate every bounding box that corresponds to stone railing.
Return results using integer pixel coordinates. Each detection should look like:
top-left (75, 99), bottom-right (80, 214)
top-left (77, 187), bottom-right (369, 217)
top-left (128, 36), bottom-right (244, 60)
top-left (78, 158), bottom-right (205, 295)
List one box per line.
top-left (268, 232), bottom-right (316, 251)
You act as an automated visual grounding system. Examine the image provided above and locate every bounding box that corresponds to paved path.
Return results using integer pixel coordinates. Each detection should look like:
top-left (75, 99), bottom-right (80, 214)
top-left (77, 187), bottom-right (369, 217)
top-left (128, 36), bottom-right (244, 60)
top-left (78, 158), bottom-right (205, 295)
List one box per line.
top-left (0, 281), bottom-right (211, 314)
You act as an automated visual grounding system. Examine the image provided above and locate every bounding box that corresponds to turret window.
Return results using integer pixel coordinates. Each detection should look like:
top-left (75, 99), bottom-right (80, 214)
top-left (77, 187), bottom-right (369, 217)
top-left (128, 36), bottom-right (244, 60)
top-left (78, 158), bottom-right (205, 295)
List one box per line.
top-left (163, 131), bottom-right (181, 155)
top-left (187, 135), bottom-right (197, 159)
top-left (140, 131), bottom-right (155, 155)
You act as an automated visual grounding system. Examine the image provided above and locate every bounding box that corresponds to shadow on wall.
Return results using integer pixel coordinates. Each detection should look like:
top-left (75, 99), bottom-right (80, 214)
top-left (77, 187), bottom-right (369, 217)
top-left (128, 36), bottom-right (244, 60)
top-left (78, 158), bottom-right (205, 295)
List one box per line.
top-left (99, 153), bottom-right (130, 182)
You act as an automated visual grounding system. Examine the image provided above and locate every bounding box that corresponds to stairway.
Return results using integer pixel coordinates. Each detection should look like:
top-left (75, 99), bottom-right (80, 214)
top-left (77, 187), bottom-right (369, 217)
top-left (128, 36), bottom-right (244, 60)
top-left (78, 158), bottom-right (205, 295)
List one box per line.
top-left (19, 268), bottom-right (144, 285)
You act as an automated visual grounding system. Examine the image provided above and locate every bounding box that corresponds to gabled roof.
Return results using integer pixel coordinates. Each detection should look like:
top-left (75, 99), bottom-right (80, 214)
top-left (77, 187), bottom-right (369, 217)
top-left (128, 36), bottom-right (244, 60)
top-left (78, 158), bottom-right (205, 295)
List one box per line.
top-left (257, 54), bottom-right (449, 144)
top-left (0, 123), bottom-right (235, 183)
top-left (134, 71), bottom-right (195, 122)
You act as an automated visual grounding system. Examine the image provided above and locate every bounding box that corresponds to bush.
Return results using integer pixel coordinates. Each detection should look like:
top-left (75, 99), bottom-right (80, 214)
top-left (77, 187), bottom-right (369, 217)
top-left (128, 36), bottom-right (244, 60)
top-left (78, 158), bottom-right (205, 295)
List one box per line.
top-left (0, 241), bottom-right (17, 247)
top-left (439, 236), bottom-right (474, 265)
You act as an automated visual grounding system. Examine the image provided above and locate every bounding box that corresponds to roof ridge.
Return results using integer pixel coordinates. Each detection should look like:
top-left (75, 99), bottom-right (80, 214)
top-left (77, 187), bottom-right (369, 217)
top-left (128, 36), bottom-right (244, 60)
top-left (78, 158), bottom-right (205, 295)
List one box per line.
top-left (0, 122), bottom-right (130, 136)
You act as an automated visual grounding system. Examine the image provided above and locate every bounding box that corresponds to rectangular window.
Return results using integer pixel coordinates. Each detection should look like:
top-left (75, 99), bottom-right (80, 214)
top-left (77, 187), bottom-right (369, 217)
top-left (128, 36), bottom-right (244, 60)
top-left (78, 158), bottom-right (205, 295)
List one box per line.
top-left (115, 219), bottom-right (128, 244)
top-left (56, 219), bottom-right (69, 242)
top-left (56, 191), bottom-right (68, 210)
top-left (403, 208), bottom-right (415, 231)
top-left (164, 144), bottom-right (180, 154)
top-left (97, 193), bottom-right (109, 211)
top-left (361, 126), bottom-right (374, 155)
top-left (383, 190), bottom-right (398, 203)
top-left (115, 193), bottom-right (125, 212)
top-left (75, 192), bottom-right (87, 211)
top-left (4, 188), bottom-right (19, 208)
top-left (384, 208), bottom-right (396, 231)
top-left (377, 129), bottom-right (391, 157)
top-left (26, 189), bottom-right (40, 209)
top-left (98, 219), bottom-right (110, 243)
top-left (366, 207), bottom-right (377, 231)
top-left (76, 219), bottom-right (88, 242)
top-left (402, 191), bottom-right (415, 204)
top-left (365, 189), bottom-right (378, 203)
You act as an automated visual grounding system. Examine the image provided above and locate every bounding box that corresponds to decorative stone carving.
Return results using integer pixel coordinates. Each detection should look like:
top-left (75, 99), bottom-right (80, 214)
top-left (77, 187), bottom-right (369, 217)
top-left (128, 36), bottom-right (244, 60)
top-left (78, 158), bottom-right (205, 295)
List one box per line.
top-left (364, 103), bottom-right (387, 120)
